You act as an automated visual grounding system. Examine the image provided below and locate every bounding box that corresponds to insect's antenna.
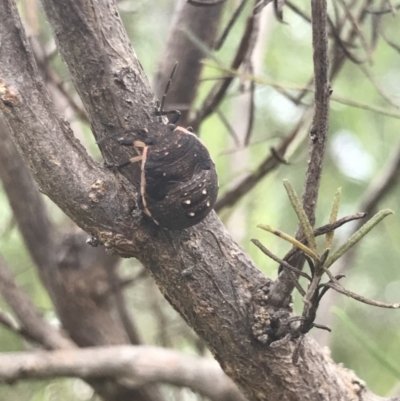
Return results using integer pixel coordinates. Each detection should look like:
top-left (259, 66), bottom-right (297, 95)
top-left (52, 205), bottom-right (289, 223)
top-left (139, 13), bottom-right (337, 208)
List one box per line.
top-left (159, 61), bottom-right (178, 114)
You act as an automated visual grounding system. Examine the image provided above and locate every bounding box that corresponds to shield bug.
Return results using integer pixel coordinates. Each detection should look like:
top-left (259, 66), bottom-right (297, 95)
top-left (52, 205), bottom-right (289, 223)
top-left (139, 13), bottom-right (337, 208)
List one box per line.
top-left (99, 64), bottom-right (219, 230)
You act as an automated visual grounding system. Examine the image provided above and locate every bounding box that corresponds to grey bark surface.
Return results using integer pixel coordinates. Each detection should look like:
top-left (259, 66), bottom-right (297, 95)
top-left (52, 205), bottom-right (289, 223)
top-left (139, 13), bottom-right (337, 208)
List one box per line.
top-left (0, 0), bottom-right (393, 400)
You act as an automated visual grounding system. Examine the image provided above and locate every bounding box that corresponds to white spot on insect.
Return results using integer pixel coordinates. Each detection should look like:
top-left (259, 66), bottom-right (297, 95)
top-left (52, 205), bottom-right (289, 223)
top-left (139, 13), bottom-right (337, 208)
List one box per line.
top-left (178, 144), bottom-right (182, 148)
top-left (163, 172), bottom-right (166, 176)
top-left (183, 200), bottom-right (191, 205)
top-left (165, 151), bottom-right (169, 156)
top-left (194, 154), bottom-right (197, 157)
top-left (202, 189), bottom-right (207, 195)
top-left (183, 193), bottom-right (188, 196)
top-left (206, 201), bottom-right (210, 207)
top-left (199, 184), bottom-right (202, 187)
top-left (188, 212), bottom-right (195, 217)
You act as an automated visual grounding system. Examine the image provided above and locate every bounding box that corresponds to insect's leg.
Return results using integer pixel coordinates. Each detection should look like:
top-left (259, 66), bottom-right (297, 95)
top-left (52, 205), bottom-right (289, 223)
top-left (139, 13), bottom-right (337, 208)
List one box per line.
top-left (117, 155), bottom-right (143, 168)
top-left (168, 110), bottom-right (181, 124)
top-left (106, 155), bottom-right (143, 169)
top-left (133, 140), bottom-right (146, 148)
top-left (155, 109), bottom-right (181, 124)
top-left (117, 139), bottom-right (146, 148)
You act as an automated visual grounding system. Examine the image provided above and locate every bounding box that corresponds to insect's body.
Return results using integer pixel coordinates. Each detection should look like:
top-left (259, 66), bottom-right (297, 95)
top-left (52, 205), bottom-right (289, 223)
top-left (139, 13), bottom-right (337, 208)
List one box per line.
top-left (139, 124), bottom-right (218, 229)
top-left (109, 128), bottom-right (219, 229)
top-left (99, 63), bottom-right (219, 230)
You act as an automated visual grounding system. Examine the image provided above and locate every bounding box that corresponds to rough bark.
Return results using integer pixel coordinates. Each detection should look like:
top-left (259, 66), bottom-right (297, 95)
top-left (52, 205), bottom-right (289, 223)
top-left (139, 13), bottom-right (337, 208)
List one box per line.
top-left (0, 0), bottom-right (391, 400)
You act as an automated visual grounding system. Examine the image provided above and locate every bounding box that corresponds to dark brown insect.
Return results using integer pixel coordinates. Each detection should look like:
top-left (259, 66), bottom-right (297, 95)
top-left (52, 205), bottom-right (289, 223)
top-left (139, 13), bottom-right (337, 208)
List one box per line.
top-left (99, 64), bottom-right (219, 230)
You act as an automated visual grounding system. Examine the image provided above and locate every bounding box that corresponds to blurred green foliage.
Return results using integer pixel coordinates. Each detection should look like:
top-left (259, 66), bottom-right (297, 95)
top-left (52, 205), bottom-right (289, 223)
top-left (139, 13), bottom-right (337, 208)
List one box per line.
top-left (1, 0), bottom-right (400, 400)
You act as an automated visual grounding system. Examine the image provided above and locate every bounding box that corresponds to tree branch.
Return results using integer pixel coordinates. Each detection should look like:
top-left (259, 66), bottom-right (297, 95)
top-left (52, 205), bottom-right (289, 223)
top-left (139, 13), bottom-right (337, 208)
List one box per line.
top-left (269, 0), bottom-right (330, 306)
top-left (0, 346), bottom-right (246, 401)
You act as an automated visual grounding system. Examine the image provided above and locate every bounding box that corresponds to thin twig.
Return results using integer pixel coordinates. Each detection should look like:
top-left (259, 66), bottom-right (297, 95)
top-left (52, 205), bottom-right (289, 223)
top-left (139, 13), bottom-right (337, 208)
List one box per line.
top-left (335, 0), bottom-right (373, 63)
top-left (214, 0), bottom-right (249, 50)
top-left (314, 213), bottom-right (366, 237)
top-left (325, 209), bottom-right (393, 268)
top-left (190, 1), bottom-right (263, 128)
top-left (216, 108), bottom-right (241, 146)
top-left (327, 16), bottom-right (366, 65)
top-left (215, 108), bottom-right (313, 211)
top-left (251, 239), bottom-right (311, 281)
top-left (203, 62), bottom-right (400, 119)
top-left (302, 0), bottom-right (330, 226)
top-left (330, 0), bottom-right (374, 78)
top-left (325, 283), bottom-right (400, 309)
top-left (244, 75), bottom-right (256, 146)
top-left (287, 1), bottom-right (360, 51)
top-left (251, 240), bottom-right (307, 296)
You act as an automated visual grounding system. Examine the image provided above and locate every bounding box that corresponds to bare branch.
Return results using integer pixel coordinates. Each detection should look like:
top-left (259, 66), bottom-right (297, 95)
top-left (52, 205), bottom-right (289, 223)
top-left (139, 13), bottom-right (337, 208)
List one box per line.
top-left (314, 213), bottom-right (367, 237)
top-left (0, 346), bottom-right (247, 401)
top-left (301, 0), bottom-right (330, 226)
